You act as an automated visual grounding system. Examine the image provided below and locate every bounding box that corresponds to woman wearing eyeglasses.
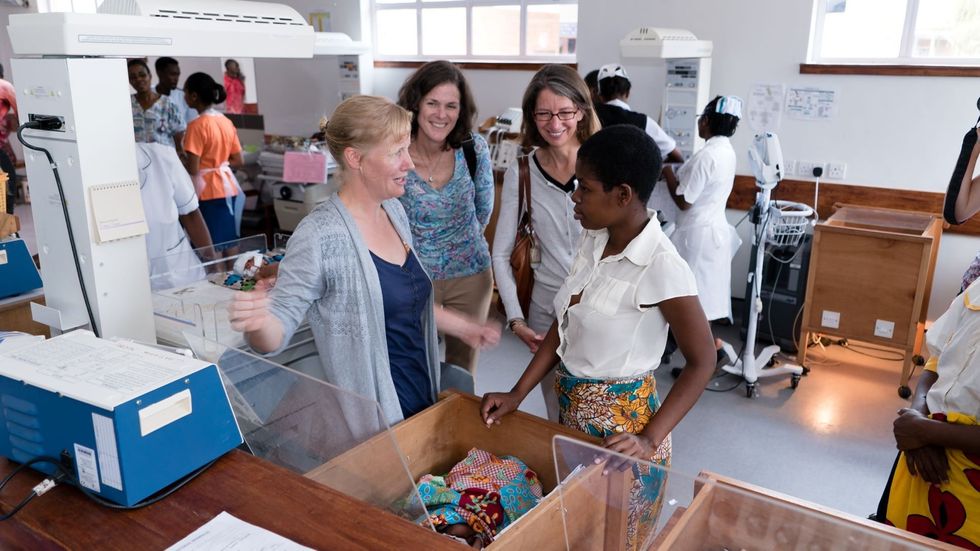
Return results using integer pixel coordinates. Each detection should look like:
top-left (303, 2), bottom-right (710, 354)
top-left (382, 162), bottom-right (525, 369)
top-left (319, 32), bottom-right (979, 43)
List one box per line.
top-left (492, 64), bottom-right (600, 421)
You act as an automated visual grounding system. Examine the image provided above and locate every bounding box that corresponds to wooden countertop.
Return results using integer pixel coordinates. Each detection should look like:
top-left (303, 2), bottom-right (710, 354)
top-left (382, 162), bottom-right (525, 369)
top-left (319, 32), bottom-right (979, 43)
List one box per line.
top-left (0, 450), bottom-right (459, 550)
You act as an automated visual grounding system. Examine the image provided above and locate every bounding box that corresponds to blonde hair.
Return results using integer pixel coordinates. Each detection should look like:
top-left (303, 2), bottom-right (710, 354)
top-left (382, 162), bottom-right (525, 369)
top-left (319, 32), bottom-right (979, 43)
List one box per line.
top-left (320, 95), bottom-right (413, 172)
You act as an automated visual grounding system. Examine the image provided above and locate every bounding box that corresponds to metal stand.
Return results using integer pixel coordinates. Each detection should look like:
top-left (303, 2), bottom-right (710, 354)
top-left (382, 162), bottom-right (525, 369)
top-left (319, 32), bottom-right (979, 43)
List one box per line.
top-left (721, 185), bottom-right (806, 398)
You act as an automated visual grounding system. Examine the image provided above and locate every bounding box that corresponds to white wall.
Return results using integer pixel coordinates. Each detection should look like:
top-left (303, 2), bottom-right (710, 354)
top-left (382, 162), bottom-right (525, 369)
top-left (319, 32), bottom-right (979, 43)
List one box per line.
top-left (578, 0), bottom-right (977, 320)
top-left (255, 0), bottom-right (371, 136)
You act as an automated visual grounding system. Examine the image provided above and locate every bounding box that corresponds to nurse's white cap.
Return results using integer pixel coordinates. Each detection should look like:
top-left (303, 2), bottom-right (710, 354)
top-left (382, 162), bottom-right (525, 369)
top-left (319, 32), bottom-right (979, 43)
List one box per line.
top-left (598, 64), bottom-right (629, 81)
top-left (714, 95), bottom-right (743, 118)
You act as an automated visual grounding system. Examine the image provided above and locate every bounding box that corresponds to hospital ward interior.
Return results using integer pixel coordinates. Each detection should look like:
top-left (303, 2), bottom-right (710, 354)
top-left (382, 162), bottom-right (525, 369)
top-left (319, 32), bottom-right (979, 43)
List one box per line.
top-left (2, 0), bottom-right (980, 548)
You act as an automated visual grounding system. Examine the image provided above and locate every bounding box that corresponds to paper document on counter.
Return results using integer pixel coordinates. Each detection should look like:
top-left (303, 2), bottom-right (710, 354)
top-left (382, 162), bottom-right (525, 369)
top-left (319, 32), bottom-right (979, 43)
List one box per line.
top-left (167, 511), bottom-right (313, 551)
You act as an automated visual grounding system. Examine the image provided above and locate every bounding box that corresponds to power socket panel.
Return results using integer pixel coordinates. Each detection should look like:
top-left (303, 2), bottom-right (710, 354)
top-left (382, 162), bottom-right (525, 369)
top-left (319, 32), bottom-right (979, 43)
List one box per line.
top-left (797, 161), bottom-right (814, 179)
top-left (827, 162), bottom-right (846, 179)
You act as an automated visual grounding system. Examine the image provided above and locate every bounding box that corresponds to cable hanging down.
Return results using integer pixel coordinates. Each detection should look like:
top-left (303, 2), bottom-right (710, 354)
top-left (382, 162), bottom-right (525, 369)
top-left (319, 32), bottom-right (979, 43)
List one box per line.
top-left (16, 118), bottom-right (100, 338)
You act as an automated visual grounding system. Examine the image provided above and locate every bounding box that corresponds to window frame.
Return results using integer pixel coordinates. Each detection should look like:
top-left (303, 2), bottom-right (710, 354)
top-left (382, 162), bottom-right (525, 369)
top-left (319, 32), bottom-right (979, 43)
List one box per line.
top-left (809, 0), bottom-right (980, 67)
top-left (371, 0), bottom-right (577, 63)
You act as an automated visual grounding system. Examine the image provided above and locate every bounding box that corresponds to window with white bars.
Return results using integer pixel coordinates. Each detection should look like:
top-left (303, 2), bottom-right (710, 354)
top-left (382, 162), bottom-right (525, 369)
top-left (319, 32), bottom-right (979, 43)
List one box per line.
top-left (810, 0), bottom-right (980, 65)
top-left (373, 0), bottom-right (577, 62)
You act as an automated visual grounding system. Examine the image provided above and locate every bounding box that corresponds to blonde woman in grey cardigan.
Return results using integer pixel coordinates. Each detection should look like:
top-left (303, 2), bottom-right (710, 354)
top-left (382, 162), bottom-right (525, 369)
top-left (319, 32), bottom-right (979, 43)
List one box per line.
top-left (229, 96), bottom-right (500, 425)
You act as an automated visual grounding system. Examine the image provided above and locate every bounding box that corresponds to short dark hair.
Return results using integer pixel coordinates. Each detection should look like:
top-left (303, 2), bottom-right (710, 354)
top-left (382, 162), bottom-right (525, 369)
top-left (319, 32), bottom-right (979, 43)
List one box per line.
top-left (584, 70), bottom-right (598, 92)
top-left (127, 58), bottom-right (150, 73)
top-left (598, 75), bottom-right (631, 103)
top-left (577, 124), bottom-right (662, 203)
top-left (520, 64), bottom-right (600, 149)
top-left (154, 57), bottom-right (178, 73)
top-left (184, 72), bottom-right (227, 106)
top-left (702, 95), bottom-right (740, 137)
top-left (224, 59), bottom-right (238, 69)
top-left (396, 60), bottom-right (477, 150)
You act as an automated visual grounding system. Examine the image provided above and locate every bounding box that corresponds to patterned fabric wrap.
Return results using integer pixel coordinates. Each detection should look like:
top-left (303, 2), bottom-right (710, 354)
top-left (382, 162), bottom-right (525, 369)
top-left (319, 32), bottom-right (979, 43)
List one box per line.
top-left (206, 250), bottom-right (284, 291)
top-left (887, 412), bottom-right (980, 549)
top-left (415, 448), bottom-right (543, 545)
top-left (962, 251), bottom-right (980, 292)
top-left (556, 363), bottom-right (672, 551)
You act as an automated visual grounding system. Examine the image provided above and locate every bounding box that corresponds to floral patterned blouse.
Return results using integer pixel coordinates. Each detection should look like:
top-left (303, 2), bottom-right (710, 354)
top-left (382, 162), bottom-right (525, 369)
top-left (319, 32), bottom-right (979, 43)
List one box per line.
top-left (130, 94), bottom-right (185, 146)
top-left (398, 133), bottom-right (494, 280)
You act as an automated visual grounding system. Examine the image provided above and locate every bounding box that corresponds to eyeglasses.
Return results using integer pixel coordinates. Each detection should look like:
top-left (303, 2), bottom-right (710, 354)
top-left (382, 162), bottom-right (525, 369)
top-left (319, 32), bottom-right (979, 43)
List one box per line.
top-left (532, 109), bottom-right (580, 122)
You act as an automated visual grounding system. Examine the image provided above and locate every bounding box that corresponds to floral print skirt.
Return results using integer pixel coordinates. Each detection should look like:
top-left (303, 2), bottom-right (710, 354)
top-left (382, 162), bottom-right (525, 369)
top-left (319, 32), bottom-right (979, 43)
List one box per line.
top-left (555, 363), bottom-right (672, 551)
top-left (886, 412), bottom-right (980, 549)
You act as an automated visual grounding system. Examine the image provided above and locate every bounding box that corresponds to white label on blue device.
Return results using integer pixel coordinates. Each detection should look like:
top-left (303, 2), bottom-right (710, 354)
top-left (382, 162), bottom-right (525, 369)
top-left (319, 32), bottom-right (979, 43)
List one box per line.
top-left (93, 413), bottom-right (123, 490)
top-left (73, 443), bottom-right (100, 492)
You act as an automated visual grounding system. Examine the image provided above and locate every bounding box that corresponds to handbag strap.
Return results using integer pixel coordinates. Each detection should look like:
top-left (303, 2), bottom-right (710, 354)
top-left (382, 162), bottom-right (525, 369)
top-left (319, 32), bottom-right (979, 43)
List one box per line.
top-left (517, 154), bottom-right (532, 231)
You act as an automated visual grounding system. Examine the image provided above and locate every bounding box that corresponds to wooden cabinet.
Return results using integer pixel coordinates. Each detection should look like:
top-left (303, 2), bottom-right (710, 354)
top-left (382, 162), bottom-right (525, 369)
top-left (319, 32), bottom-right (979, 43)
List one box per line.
top-left (797, 205), bottom-right (943, 397)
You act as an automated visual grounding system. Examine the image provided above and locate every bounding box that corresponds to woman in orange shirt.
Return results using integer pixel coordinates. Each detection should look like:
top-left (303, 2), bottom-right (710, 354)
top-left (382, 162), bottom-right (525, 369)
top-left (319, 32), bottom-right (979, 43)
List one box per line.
top-left (182, 72), bottom-right (243, 256)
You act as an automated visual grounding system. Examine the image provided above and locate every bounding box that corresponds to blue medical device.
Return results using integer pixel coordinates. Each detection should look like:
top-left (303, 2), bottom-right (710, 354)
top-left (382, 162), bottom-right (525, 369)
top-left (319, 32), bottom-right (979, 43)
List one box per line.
top-left (0, 330), bottom-right (243, 506)
top-left (0, 237), bottom-right (42, 299)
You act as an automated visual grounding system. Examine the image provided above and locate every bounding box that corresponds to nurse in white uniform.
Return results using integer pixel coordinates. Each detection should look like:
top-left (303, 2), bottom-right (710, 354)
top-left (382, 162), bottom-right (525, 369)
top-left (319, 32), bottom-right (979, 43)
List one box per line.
top-left (664, 96), bottom-right (743, 357)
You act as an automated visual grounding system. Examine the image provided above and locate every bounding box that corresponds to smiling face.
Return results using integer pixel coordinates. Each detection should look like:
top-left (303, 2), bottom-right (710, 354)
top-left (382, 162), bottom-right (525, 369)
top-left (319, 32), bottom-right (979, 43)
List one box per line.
top-left (128, 63), bottom-right (152, 94)
top-left (533, 87), bottom-right (584, 149)
top-left (356, 133), bottom-right (415, 201)
top-left (572, 159), bottom-right (625, 230)
top-left (416, 81), bottom-right (460, 146)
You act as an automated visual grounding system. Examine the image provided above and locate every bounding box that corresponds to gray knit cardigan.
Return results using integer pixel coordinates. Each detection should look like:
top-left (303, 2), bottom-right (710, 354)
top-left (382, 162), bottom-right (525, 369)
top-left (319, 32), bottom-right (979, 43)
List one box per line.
top-left (264, 193), bottom-right (440, 426)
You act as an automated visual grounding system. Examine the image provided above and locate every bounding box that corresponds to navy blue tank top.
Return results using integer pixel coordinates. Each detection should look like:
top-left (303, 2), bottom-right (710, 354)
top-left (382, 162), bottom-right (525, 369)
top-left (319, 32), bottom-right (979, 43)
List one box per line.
top-left (371, 249), bottom-right (434, 418)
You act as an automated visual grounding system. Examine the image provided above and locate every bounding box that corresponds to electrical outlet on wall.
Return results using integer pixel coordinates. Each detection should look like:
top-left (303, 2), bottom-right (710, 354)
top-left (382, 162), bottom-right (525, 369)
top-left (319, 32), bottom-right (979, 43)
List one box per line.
top-left (827, 162), bottom-right (846, 179)
top-left (784, 160), bottom-right (797, 177)
top-left (797, 161), bottom-right (814, 179)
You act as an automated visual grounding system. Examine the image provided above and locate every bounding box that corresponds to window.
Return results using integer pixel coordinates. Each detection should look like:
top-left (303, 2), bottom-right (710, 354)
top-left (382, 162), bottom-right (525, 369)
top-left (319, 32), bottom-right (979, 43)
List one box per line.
top-left (810, 0), bottom-right (980, 65)
top-left (36, 0), bottom-right (102, 12)
top-left (373, 0), bottom-right (577, 62)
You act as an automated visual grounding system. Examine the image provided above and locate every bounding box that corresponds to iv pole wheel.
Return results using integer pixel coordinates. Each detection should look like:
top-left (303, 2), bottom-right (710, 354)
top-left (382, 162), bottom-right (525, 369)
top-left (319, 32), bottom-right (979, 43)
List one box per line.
top-left (898, 386), bottom-right (912, 399)
top-left (790, 373), bottom-right (801, 389)
top-left (745, 383), bottom-right (757, 398)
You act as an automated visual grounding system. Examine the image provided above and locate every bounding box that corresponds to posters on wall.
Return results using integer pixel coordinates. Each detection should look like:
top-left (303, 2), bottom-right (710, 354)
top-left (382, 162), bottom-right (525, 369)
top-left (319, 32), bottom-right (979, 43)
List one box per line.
top-left (748, 83), bottom-right (786, 133)
top-left (785, 87), bottom-right (838, 120)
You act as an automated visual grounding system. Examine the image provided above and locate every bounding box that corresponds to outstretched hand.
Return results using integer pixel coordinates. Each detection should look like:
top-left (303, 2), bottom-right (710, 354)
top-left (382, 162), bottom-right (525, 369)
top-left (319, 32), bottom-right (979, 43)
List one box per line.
top-left (480, 391), bottom-right (522, 427)
top-left (228, 278), bottom-right (274, 333)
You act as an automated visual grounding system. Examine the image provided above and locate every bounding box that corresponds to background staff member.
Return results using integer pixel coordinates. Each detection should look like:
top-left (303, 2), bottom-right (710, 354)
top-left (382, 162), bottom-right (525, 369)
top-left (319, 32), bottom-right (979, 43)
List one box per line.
top-left (664, 96), bottom-right (743, 365)
top-left (594, 64), bottom-right (684, 163)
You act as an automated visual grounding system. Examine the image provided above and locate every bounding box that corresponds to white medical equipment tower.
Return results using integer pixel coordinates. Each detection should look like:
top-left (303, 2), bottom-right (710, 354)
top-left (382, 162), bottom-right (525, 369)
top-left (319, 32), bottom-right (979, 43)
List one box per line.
top-left (8, 0), bottom-right (369, 342)
top-left (620, 28), bottom-right (712, 160)
top-left (728, 133), bottom-right (812, 397)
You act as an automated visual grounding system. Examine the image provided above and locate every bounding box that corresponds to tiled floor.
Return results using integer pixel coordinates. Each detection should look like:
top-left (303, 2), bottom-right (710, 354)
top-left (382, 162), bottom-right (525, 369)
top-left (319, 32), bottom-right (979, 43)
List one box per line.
top-left (475, 318), bottom-right (917, 519)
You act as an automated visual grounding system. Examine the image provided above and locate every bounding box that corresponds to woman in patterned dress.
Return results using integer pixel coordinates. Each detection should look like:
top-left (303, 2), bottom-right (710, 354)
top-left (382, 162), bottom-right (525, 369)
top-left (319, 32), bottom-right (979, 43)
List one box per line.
top-left (481, 125), bottom-right (716, 549)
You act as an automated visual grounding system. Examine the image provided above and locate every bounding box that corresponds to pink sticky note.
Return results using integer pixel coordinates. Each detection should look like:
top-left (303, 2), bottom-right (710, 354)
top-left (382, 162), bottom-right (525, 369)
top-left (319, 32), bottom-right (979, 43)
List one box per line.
top-left (283, 151), bottom-right (328, 184)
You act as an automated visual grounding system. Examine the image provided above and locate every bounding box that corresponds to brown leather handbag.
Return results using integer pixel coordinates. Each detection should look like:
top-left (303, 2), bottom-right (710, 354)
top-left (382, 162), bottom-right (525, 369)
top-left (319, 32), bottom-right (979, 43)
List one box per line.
top-left (509, 154), bottom-right (536, 316)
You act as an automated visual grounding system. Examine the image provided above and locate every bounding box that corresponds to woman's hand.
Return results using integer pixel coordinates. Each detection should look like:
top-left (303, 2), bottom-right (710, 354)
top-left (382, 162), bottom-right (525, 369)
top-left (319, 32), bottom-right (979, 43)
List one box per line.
top-left (513, 323), bottom-right (544, 353)
top-left (459, 319), bottom-right (502, 350)
top-left (905, 446), bottom-right (949, 485)
top-left (436, 308), bottom-right (501, 350)
top-left (228, 280), bottom-right (273, 333)
top-left (894, 407), bottom-right (931, 451)
top-left (598, 433), bottom-right (659, 473)
top-left (480, 391), bottom-right (524, 427)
